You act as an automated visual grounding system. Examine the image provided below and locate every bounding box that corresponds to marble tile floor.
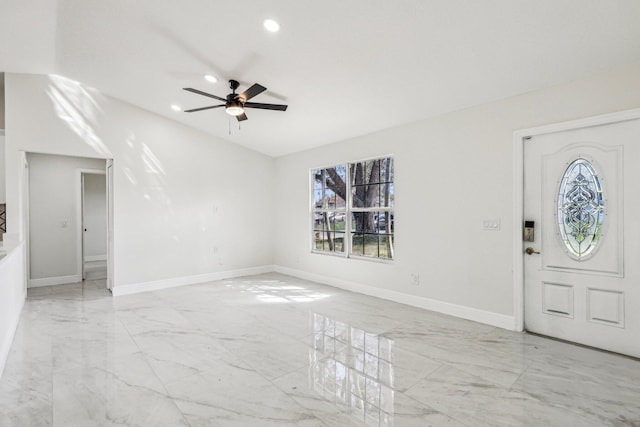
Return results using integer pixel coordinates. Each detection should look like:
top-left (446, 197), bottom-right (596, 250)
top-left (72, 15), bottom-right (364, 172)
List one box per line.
top-left (1, 273), bottom-right (639, 426)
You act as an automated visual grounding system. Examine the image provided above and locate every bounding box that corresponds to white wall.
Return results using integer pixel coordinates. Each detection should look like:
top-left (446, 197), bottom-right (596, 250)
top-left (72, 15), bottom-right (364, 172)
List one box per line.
top-left (0, 243), bottom-right (26, 379)
top-left (27, 153), bottom-right (104, 284)
top-left (0, 1), bottom-right (57, 74)
top-left (5, 73), bottom-right (275, 291)
top-left (83, 172), bottom-right (106, 260)
top-left (274, 61), bottom-right (640, 327)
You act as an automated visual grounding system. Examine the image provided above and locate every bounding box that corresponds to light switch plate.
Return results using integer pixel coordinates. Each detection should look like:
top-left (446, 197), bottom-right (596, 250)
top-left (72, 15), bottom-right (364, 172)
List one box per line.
top-left (482, 219), bottom-right (500, 231)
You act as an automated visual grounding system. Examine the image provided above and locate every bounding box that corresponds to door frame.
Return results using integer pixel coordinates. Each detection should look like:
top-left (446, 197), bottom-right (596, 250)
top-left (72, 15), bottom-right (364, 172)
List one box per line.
top-left (106, 159), bottom-right (114, 291)
top-left (512, 107), bottom-right (640, 332)
top-left (21, 151), bottom-right (30, 293)
top-left (76, 168), bottom-right (106, 283)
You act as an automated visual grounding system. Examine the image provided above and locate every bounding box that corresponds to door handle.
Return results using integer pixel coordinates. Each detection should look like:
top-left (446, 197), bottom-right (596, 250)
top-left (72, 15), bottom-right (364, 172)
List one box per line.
top-left (524, 247), bottom-right (540, 255)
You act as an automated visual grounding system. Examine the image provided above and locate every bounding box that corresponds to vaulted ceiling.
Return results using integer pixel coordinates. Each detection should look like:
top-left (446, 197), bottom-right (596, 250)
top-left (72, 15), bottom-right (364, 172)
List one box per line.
top-left (2, 0), bottom-right (640, 156)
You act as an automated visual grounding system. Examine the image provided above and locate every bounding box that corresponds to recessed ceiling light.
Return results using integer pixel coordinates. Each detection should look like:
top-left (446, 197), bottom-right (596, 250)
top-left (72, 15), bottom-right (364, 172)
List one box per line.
top-left (204, 74), bottom-right (218, 83)
top-left (263, 19), bottom-right (280, 32)
top-left (171, 104), bottom-right (182, 112)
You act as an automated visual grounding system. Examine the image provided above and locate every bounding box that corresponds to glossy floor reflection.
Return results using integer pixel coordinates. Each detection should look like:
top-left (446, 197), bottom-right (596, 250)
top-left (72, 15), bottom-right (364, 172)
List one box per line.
top-left (1, 273), bottom-right (639, 426)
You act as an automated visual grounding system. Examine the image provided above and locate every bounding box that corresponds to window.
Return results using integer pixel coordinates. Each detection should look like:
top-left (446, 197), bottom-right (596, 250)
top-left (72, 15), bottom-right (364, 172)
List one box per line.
top-left (312, 157), bottom-right (394, 260)
top-left (312, 165), bottom-right (347, 253)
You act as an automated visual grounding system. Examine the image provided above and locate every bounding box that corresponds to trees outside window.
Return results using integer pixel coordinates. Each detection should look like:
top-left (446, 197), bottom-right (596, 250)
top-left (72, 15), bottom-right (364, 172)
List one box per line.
top-left (312, 157), bottom-right (394, 260)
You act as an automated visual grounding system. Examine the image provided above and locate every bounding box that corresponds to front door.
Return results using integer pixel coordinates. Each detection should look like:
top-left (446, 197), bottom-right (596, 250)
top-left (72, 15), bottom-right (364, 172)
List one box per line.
top-left (523, 117), bottom-right (640, 358)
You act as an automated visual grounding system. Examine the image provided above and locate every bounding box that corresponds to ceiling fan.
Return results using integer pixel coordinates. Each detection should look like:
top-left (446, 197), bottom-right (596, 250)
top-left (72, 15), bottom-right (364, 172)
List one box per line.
top-left (183, 79), bottom-right (288, 122)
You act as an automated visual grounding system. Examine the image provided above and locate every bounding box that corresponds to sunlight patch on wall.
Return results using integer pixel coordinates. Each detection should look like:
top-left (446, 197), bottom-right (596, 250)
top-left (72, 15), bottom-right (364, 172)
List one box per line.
top-left (46, 74), bottom-right (111, 158)
top-left (142, 143), bottom-right (166, 175)
top-left (122, 132), bottom-right (172, 209)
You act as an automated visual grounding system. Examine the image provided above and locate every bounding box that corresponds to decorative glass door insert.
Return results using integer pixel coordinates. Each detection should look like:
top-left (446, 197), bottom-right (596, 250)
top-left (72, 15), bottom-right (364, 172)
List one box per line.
top-left (556, 158), bottom-right (604, 260)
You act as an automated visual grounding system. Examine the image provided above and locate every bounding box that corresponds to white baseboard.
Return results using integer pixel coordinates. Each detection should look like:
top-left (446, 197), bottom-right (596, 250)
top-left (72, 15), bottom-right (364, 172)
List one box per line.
top-left (111, 265), bottom-right (276, 296)
top-left (274, 266), bottom-right (515, 330)
top-left (29, 274), bottom-right (82, 288)
top-left (84, 255), bottom-right (107, 262)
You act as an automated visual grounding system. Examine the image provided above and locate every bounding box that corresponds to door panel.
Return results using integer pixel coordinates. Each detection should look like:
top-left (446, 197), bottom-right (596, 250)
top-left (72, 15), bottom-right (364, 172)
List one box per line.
top-left (524, 119), bottom-right (640, 357)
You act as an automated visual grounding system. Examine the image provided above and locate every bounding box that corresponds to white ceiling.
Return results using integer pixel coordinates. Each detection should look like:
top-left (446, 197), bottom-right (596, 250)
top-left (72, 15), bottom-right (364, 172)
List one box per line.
top-left (2, 0), bottom-right (640, 156)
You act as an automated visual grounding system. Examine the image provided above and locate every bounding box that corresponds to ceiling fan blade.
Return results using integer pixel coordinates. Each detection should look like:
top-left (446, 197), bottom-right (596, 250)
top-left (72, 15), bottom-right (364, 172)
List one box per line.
top-left (238, 83), bottom-right (266, 102)
top-left (183, 105), bottom-right (224, 113)
top-left (244, 102), bottom-right (288, 111)
top-left (236, 113), bottom-right (248, 122)
top-left (183, 88), bottom-right (226, 102)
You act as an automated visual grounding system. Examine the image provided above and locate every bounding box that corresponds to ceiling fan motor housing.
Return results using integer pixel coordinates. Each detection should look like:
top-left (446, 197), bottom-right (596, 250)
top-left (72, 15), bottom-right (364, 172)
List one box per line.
top-left (226, 93), bottom-right (241, 104)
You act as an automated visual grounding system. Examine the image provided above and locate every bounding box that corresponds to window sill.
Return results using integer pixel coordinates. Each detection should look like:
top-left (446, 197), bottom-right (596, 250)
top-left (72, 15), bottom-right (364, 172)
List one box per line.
top-left (310, 250), bottom-right (394, 264)
top-left (310, 250), bottom-right (347, 259)
top-left (348, 254), bottom-right (394, 264)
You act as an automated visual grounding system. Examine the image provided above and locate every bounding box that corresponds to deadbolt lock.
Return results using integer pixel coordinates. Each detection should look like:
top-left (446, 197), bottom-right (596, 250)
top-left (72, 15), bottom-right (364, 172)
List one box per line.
top-left (523, 220), bottom-right (535, 242)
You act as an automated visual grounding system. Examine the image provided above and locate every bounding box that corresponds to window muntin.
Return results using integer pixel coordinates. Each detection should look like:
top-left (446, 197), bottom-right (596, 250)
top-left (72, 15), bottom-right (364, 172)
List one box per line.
top-left (312, 157), bottom-right (394, 260)
top-left (557, 158), bottom-right (604, 259)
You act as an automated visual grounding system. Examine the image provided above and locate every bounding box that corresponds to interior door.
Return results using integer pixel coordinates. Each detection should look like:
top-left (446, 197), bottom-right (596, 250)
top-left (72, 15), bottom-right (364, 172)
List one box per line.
top-left (22, 152), bottom-right (30, 291)
top-left (524, 118), bottom-right (640, 358)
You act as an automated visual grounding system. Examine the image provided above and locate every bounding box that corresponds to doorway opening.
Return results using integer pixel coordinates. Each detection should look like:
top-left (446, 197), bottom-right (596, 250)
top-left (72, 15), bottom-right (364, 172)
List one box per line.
top-left (25, 153), bottom-right (113, 292)
top-left (80, 170), bottom-right (107, 281)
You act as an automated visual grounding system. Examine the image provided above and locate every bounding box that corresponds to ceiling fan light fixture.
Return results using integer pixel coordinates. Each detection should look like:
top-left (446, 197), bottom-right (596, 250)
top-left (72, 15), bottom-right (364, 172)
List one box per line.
top-left (225, 101), bottom-right (245, 116)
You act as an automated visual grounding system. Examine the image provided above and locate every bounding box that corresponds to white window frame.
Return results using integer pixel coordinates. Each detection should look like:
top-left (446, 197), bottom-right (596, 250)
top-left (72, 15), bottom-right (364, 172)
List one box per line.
top-left (310, 155), bottom-right (394, 262)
